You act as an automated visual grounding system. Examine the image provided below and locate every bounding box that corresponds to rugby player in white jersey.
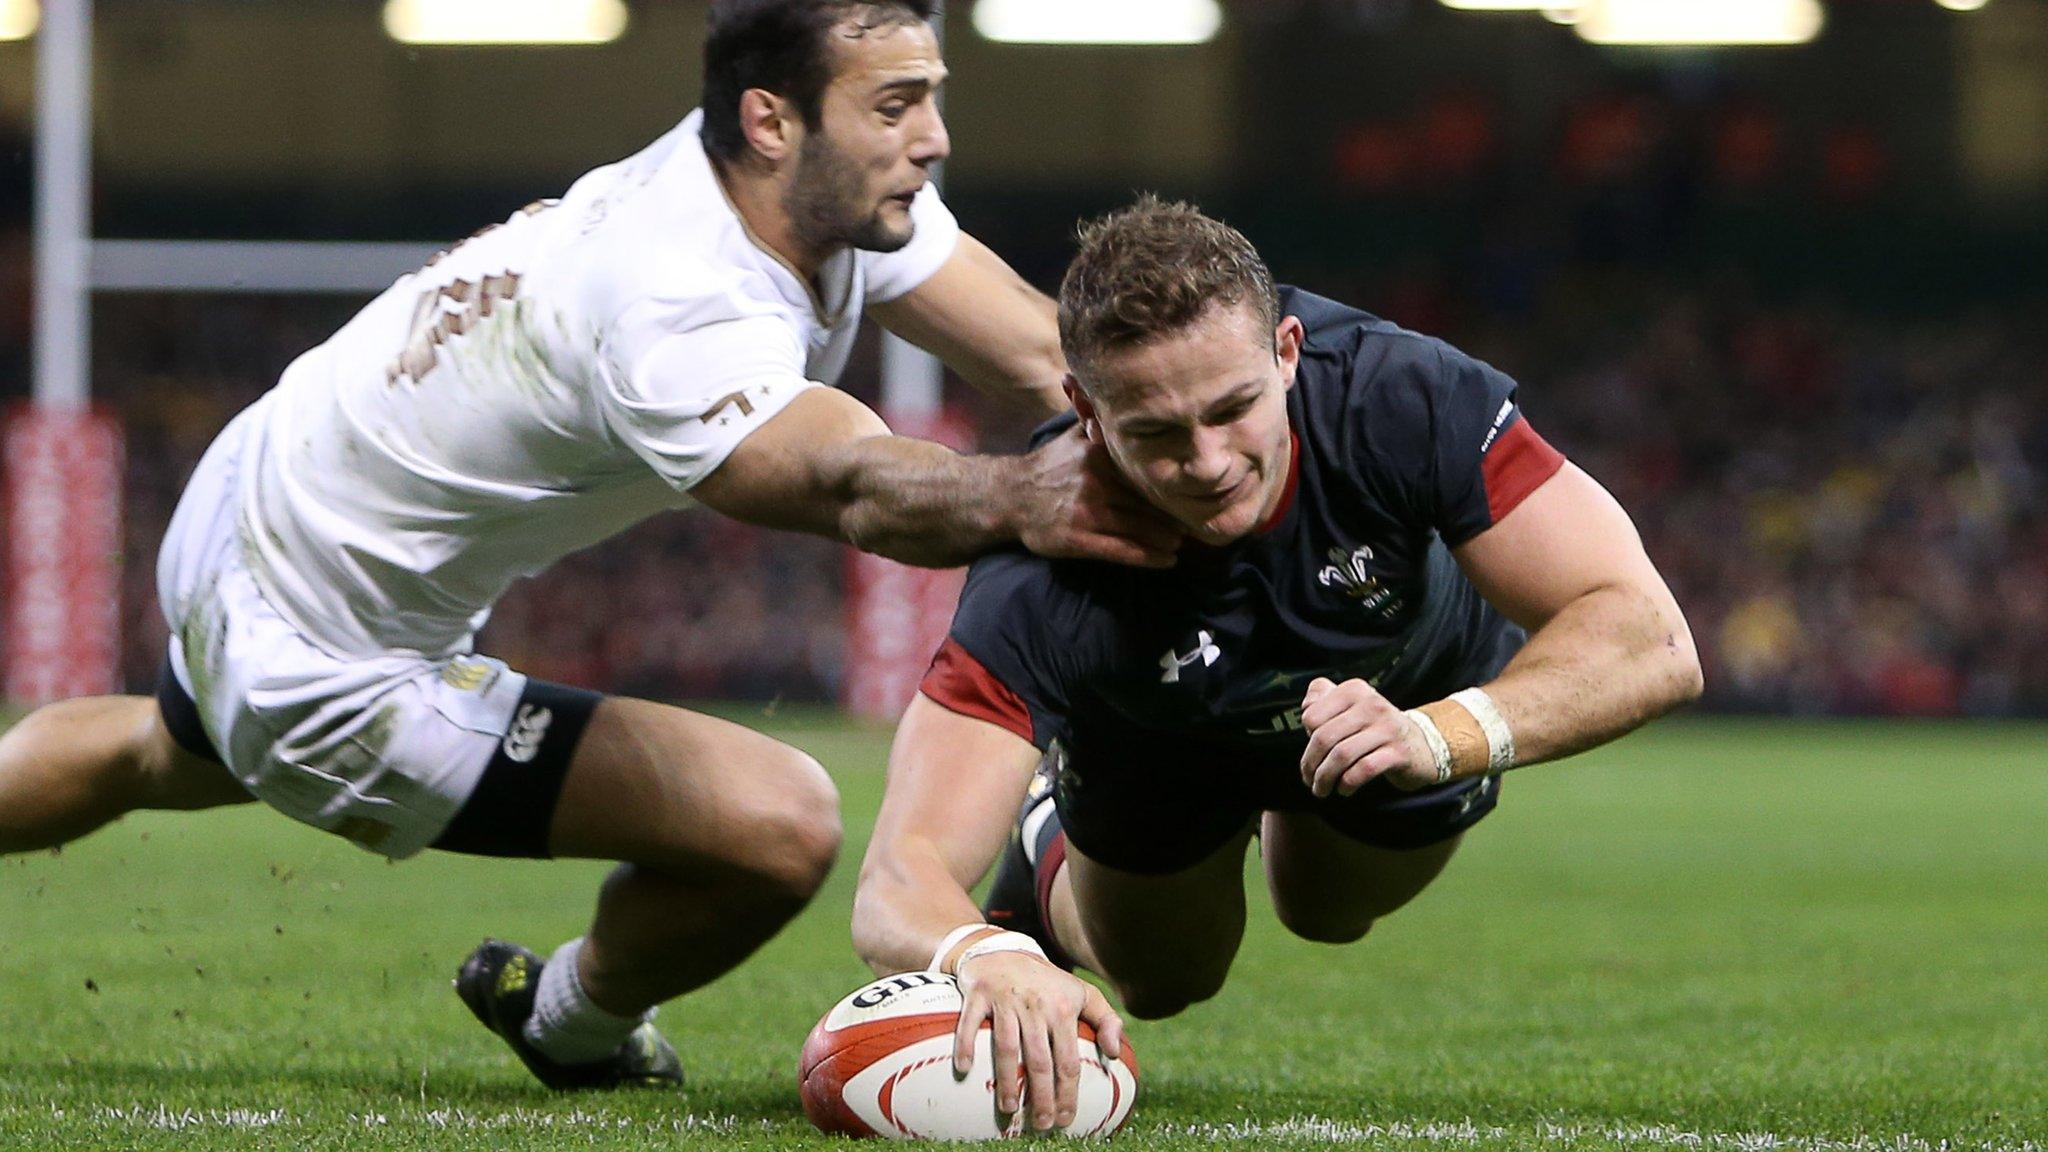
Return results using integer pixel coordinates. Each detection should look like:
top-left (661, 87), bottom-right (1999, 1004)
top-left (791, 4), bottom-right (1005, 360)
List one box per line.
top-left (0, 0), bottom-right (1178, 1090)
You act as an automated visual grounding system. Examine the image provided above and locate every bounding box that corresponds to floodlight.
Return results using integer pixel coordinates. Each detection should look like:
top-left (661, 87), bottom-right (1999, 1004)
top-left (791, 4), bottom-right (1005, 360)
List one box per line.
top-left (1574, 0), bottom-right (1824, 45)
top-left (0, 0), bottom-right (39, 42)
top-left (382, 0), bottom-right (629, 46)
top-left (972, 0), bottom-right (1223, 45)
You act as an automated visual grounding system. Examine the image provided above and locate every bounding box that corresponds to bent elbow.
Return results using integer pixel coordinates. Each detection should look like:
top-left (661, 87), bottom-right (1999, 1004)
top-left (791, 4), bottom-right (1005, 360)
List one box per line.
top-left (1680, 650), bottom-right (1705, 705)
top-left (1671, 657), bottom-right (1705, 710)
top-left (848, 888), bottom-right (894, 977)
top-left (1660, 627), bottom-right (1706, 711)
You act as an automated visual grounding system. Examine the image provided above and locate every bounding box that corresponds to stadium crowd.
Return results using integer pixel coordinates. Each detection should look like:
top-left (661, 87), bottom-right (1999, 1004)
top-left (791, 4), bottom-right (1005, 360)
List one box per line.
top-left (1467, 275), bottom-right (2046, 718)
top-left (43, 269), bottom-right (2032, 718)
top-left (0, 189), bottom-right (2039, 717)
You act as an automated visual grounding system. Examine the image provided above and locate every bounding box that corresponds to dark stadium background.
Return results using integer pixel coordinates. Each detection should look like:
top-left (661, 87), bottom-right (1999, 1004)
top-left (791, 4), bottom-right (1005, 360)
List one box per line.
top-left (2, 0), bottom-right (2042, 717)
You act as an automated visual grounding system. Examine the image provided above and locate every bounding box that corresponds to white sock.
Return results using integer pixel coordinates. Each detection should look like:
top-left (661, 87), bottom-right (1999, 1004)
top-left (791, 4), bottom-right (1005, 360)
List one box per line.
top-left (520, 938), bottom-right (654, 1065)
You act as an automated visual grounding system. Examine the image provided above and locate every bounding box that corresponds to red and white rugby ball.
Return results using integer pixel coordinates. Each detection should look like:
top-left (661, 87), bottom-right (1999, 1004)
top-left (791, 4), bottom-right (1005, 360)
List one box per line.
top-left (800, 971), bottom-right (1138, 1140)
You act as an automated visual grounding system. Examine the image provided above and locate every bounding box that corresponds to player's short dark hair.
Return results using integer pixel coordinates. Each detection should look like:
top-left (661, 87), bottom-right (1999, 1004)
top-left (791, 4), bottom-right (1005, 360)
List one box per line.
top-left (1058, 195), bottom-right (1279, 384)
top-left (701, 0), bottom-right (938, 165)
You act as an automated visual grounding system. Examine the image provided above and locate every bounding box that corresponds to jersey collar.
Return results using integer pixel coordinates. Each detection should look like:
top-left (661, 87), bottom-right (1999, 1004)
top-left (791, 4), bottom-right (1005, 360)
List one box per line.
top-left (693, 113), bottom-right (852, 328)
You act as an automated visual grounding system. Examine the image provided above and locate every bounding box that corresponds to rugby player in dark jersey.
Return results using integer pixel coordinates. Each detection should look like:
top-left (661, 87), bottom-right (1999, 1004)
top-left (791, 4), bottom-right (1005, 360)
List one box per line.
top-left (850, 196), bottom-right (1703, 1132)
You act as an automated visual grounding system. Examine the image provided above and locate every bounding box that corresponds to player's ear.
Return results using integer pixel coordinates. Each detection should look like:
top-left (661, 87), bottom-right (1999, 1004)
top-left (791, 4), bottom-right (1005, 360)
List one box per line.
top-left (1066, 375), bottom-right (1102, 443)
top-left (1275, 315), bottom-right (1305, 390)
top-left (738, 89), bottom-right (800, 164)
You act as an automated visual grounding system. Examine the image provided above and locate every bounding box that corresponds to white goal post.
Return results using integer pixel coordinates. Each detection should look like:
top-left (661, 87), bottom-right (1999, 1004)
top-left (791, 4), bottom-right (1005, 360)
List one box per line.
top-left (19, 0), bottom-right (946, 712)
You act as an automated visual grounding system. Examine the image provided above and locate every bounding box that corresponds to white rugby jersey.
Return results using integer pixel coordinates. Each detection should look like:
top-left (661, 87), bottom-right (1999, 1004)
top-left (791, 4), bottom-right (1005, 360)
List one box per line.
top-left (216, 109), bottom-right (959, 659)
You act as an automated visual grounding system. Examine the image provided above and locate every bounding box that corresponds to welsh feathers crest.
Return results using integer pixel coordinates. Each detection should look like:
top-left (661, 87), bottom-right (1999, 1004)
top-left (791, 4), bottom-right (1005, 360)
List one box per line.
top-left (1317, 544), bottom-right (1400, 616)
top-left (1317, 545), bottom-right (1377, 599)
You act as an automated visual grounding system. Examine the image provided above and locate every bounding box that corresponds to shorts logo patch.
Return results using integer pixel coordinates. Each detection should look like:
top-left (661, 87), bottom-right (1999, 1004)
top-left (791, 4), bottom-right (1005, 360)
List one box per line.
top-left (1159, 630), bottom-right (1221, 684)
top-left (440, 658), bottom-right (493, 693)
top-left (501, 704), bottom-right (554, 763)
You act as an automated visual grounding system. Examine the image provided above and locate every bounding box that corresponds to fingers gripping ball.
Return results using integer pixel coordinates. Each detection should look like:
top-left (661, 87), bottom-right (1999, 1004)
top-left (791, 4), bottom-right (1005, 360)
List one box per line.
top-left (800, 972), bottom-right (1139, 1140)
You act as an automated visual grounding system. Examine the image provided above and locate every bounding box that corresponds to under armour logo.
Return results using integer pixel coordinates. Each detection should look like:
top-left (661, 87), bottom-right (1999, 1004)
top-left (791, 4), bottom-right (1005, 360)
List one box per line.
top-left (1159, 630), bottom-right (1221, 684)
top-left (501, 704), bottom-right (553, 763)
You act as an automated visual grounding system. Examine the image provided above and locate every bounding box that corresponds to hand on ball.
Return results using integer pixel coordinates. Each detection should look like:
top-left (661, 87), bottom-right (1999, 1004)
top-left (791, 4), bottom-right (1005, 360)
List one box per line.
top-left (954, 950), bottom-right (1125, 1133)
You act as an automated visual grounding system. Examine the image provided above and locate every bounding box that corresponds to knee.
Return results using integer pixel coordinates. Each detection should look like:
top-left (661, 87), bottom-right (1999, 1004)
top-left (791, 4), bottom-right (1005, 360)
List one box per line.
top-left (1114, 967), bottom-right (1229, 1021)
top-left (728, 748), bottom-right (842, 904)
top-left (4, 698), bottom-right (151, 796)
top-left (1274, 905), bottom-right (1377, 945)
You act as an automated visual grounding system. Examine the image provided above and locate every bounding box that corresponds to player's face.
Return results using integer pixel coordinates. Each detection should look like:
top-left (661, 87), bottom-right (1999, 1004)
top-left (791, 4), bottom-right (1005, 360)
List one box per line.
top-left (786, 19), bottom-right (950, 254)
top-left (1072, 303), bottom-right (1303, 547)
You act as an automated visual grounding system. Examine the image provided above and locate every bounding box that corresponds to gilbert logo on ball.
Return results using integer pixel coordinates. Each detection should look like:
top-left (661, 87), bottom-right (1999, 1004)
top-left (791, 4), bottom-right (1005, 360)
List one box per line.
top-left (800, 972), bottom-right (1139, 1140)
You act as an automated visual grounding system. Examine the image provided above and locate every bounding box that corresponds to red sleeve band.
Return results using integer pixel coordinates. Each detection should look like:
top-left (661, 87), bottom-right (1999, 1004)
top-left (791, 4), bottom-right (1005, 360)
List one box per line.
top-left (1482, 417), bottom-right (1566, 524)
top-left (918, 637), bottom-right (1036, 744)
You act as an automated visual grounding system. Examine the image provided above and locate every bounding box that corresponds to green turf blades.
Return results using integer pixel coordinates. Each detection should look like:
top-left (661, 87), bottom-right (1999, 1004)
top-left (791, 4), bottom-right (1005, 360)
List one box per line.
top-left (1, 713), bottom-right (2044, 1150)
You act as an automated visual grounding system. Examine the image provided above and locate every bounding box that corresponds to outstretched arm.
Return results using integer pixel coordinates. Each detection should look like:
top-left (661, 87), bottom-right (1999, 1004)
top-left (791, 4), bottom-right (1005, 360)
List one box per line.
top-left (1300, 463), bottom-right (1701, 795)
top-left (868, 234), bottom-right (1069, 419)
top-left (853, 694), bottom-right (1032, 975)
top-left (692, 387), bottom-right (1180, 569)
top-left (854, 694), bottom-right (1125, 1133)
top-left (1447, 461), bottom-right (1703, 764)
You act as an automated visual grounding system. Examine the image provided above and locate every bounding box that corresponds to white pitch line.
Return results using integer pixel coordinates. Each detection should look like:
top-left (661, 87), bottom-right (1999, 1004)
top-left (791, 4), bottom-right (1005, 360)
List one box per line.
top-left (55, 1103), bottom-right (771, 1135)
top-left (62, 1105), bottom-right (289, 1131)
top-left (1156, 1117), bottom-right (2046, 1152)
top-left (36, 1104), bottom-right (2046, 1152)
top-left (349, 1107), bottom-right (759, 1134)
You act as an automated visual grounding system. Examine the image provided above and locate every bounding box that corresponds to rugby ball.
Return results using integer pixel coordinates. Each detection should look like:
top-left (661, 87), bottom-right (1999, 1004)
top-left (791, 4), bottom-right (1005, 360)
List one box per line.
top-left (800, 971), bottom-right (1138, 1140)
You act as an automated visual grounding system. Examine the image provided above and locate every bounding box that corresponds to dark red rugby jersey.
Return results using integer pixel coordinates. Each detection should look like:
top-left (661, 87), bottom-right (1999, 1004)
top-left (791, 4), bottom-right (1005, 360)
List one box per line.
top-left (921, 287), bottom-right (1562, 767)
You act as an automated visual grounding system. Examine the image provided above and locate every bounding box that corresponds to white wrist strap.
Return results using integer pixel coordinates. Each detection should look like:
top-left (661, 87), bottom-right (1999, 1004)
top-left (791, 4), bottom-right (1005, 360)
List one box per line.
top-left (954, 931), bottom-right (1049, 973)
top-left (1449, 686), bottom-right (1517, 771)
top-left (931, 923), bottom-right (999, 974)
top-left (1402, 708), bottom-right (1454, 785)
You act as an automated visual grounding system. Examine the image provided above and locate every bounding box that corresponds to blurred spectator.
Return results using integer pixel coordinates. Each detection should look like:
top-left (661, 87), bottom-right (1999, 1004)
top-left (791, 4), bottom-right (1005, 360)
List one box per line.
top-left (5, 74), bottom-right (2039, 715)
top-left (68, 268), bottom-right (2044, 717)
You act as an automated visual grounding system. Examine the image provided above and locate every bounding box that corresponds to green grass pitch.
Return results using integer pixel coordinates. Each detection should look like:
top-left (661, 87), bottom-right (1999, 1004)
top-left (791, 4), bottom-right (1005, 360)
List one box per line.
top-left (2, 713), bottom-right (2043, 1150)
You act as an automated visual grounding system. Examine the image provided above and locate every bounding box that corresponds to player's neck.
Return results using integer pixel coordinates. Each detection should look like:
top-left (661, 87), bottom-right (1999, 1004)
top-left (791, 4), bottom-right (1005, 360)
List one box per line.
top-left (714, 159), bottom-right (830, 291)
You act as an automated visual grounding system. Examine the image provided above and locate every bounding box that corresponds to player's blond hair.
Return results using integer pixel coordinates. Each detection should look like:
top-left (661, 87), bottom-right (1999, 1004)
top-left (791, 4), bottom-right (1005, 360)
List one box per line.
top-left (1057, 195), bottom-right (1279, 384)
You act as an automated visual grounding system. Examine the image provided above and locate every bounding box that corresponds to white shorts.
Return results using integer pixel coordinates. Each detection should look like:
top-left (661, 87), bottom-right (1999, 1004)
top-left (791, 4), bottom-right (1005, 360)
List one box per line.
top-left (157, 403), bottom-right (534, 860)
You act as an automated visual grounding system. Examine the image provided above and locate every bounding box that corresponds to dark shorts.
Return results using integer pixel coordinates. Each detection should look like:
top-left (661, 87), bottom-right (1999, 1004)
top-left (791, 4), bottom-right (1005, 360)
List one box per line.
top-left (154, 658), bottom-right (601, 860)
top-left (1051, 735), bottom-right (1501, 876)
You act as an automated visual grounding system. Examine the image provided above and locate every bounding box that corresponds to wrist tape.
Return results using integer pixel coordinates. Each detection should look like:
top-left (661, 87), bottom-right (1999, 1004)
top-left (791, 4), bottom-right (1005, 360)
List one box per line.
top-left (1406, 686), bottom-right (1516, 781)
top-left (954, 931), bottom-right (1049, 973)
top-left (931, 923), bottom-right (1001, 974)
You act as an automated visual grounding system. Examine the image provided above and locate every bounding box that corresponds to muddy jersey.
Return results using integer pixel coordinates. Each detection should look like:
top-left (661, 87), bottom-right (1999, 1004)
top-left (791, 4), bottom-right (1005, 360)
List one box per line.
top-left (175, 109), bottom-right (959, 660)
top-left (919, 287), bottom-right (1564, 770)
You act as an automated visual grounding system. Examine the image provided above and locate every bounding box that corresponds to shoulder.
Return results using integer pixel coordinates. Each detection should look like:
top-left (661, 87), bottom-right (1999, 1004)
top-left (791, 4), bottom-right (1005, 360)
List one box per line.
top-left (954, 548), bottom-right (1131, 660)
top-left (556, 116), bottom-right (792, 335)
top-left (1286, 286), bottom-right (1496, 417)
top-left (1287, 289), bottom-right (1526, 473)
top-left (1285, 286), bottom-right (1543, 523)
top-left (958, 547), bottom-right (1090, 628)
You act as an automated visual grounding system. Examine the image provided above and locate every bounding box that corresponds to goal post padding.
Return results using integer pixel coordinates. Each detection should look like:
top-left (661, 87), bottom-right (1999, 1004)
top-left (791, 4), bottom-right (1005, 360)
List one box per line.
top-left (4, 405), bottom-right (125, 706)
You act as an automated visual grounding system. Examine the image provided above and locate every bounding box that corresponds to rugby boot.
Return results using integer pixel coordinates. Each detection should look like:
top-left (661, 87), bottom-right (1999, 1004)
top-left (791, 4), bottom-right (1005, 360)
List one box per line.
top-left (454, 938), bottom-right (683, 1090)
top-left (978, 748), bottom-right (1076, 970)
